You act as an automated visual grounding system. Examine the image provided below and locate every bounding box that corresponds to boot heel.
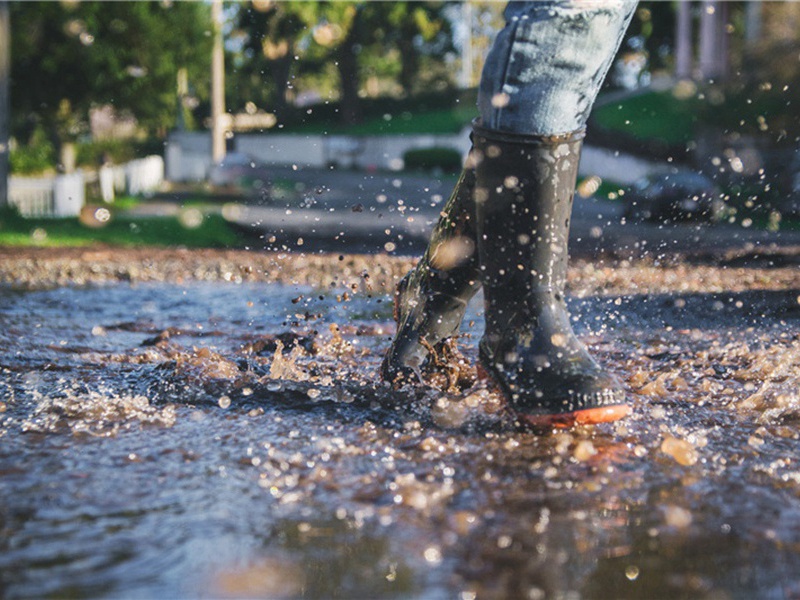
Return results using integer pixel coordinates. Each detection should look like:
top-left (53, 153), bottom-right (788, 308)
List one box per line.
top-left (479, 357), bottom-right (631, 429)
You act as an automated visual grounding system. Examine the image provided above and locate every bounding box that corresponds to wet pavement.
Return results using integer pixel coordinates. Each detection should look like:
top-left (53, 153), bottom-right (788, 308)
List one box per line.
top-left (151, 164), bottom-right (800, 256)
top-left (1, 246), bottom-right (799, 599)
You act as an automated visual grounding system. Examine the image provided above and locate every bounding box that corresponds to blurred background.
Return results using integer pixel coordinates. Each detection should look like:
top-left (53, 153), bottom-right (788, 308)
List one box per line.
top-left (1, 0), bottom-right (799, 251)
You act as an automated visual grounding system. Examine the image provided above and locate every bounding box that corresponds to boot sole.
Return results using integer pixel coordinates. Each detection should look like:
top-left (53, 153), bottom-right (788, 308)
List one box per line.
top-left (517, 404), bottom-right (631, 429)
top-left (477, 363), bottom-right (631, 429)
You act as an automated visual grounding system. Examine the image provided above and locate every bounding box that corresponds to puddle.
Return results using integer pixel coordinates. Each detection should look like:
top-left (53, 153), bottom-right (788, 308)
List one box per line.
top-left (1, 258), bottom-right (799, 598)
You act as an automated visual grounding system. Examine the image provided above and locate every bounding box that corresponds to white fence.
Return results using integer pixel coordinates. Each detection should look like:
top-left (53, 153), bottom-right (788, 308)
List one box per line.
top-left (9, 172), bottom-right (84, 217)
top-left (126, 156), bottom-right (164, 196)
top-left (8, 155), bottom-right (164, 217)
top-left (8, 176), bottom-right (54, 217)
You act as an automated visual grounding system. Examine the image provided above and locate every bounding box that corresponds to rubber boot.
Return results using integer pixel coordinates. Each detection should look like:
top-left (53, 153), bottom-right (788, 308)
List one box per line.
top-left (472, 124), bottom-right (630, 427)
top-left (381, 168), bottom-right (481, 385)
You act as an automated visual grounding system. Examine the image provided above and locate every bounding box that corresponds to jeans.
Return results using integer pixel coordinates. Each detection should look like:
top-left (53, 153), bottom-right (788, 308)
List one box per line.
top-left (478, 0), bottom-right (638, 136)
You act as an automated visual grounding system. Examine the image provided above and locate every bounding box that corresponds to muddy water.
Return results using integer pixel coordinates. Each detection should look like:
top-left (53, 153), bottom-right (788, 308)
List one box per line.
top-left (1, 256), bottom-right (800, 599)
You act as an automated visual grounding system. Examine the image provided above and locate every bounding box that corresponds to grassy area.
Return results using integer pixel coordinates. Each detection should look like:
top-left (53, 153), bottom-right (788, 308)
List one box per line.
top-left (106, 195), bottom-right (142, 211)
top-left (593, 91), bottom-right (699, 146)
top-left (0, 208), bottom-right (242, 248)
top-left (289, 103), bottom-right (478, 135)
top-left (278, 88), bottom-right (479, 136)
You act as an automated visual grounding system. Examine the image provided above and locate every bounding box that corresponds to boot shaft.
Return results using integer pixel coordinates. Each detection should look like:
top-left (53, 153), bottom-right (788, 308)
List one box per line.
top-left (472, 126), bottom-right (584, 296)
top-left (422, 167), bottom-right (479, 295)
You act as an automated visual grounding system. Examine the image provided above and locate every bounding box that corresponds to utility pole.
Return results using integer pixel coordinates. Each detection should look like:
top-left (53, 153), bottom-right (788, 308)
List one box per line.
top-left (744, 1), bottom-right (762, 46)
top-left (674, 0), bottom-right (693, 80)
top-left (0, 1), bottom-right (9, 208)
top-left (460, 1), bottom-right (473, 89)
top-left (699, 0), bottom-right (722, 81)
top-left (210, 0), bottom-right (226, 164)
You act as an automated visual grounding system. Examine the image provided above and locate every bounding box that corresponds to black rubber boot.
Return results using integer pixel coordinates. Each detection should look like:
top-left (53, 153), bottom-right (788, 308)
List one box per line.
top-left (381, 168), bottom-right (482, 385)
top-left (472, 124), bottom-right (629, 427)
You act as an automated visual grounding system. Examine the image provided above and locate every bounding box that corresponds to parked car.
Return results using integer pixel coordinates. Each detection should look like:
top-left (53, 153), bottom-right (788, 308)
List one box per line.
top-left (624, 170), bottom-right (725, 223)
top-left (208, 152), bottom-right (270, 188)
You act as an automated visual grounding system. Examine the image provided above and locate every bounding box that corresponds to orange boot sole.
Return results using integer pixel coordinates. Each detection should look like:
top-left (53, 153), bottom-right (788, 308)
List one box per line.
top-left (477, 363), bottom-right (631, 429)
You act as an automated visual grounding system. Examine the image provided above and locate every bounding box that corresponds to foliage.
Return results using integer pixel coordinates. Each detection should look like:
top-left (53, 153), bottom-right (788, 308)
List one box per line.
top-left (230, 1), bottom-right (308, 120)
top-left (76, 138), bottom-right (164, 168)
top-left (229, 1), bottom-right (456, 126)
top-left (402, 147), bottom-right (462, 173)
top-left (9, 129), bottom-right (56, 175)
top-left (10, 2), bottom-right (213, 150)
top-left (617, 3), bottom-right (676, 74)
top-left (11, 133), bottom-right (164, 175)
top-left (688, 5), bottom-right (800, 143)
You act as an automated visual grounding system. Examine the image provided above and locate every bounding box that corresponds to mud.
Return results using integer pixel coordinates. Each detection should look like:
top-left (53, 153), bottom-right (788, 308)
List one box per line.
top-left (1, 247), bottom-right (800, 599)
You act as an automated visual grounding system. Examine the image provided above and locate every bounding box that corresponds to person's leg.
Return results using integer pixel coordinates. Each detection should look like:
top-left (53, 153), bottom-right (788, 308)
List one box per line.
top-left (474, 0), bottom-right (637, 427)
top-left (479, 1), bottom-right (638, 137)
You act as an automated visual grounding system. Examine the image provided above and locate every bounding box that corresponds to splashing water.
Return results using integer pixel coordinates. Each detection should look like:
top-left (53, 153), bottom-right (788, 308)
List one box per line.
top-left (1, 250), bottom-right (799, 599)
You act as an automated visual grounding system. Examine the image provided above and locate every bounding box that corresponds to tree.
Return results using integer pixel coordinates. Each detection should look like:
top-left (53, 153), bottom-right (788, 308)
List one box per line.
top-left (231, 1), bottom-right (307, 120)
top-left (298, 1), bottom-right (364, 124)
top-left (10, 2), bottom-right (212, 169)
top-left (0, 0), bottom-right (9, 207)
top-left (232, 1), bottom-right (365, 125)
top-left (367, 3), bottom-right (451, 97)
top-left (229, 1), bottom-right (457, 126)
top-left (304, 2), bottom-right (455, 121)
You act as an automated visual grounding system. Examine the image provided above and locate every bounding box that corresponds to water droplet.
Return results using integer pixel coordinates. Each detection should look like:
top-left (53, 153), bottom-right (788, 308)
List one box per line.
top-left (573, 440), bottom-right (596, 462)
top-left (423, 546), bottom-right (442, 565)
top-left (491, 92), bottom-right (510, 108)
top-left (663, 504), bottom-right (693, 528)
top-left (625, 565), bottom-right (640, 581)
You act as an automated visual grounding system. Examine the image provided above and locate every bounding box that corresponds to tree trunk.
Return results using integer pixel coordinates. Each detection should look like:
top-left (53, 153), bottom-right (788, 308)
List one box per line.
top-left (270, 54), bottom-right (292, 121)
top-left (0, 0), bottom-right (9, 207)
top-left (42, 119), bottom-right (77, 173)
top-left (60, 141), bottom-right (76, 174)
top-left (744, 1), bottom-right (762, 46)
top-left (336, 30), bottom-right (362, 125)
top-left (699, 0), bottom-right (723, 81)
top-left (398, 36), bottom-right (418, 96)
top-left (210, 0), bottom-right (226, 164)
top-left (674, 0), bottom-right (692, 80)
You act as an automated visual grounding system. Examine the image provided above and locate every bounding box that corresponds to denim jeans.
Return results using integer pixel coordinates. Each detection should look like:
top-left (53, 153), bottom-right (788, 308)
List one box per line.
top-left (478, 0), bottom-right (638, 136)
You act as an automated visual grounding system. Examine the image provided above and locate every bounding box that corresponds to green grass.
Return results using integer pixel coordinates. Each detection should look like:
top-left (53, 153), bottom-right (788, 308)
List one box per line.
top-left (277, 88), bottom-right (480, 136)
top-left (593, 91), bottom-right (699, 145)
top-left (0, 209), bottom-right (242, 248)
top-left (288, 104), bottom-right (478, 136)
top-left (107, 196), bottom-right (142, 211)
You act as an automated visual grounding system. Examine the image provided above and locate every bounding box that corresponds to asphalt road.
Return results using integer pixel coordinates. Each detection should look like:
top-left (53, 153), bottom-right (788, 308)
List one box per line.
top-left (225, 165), bottom-right (800, 261)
